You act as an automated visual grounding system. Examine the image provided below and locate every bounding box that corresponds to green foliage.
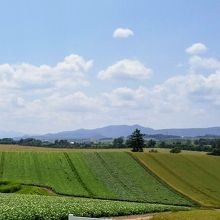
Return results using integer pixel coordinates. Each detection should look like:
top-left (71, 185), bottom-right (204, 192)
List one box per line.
top-left (0, 181), bottom-right (21, 193)
top-left (0, 193), bottom-right (189, 220)
top-left (113, 137), bottom-right (124, 148)
top-left (208, 139), bottom-right (220, 156)
top-left (147, 139), bottom-right (156, 148)
top-left (170, 147), bottom-right (181, 153)
top-left (127, 129), bottom-right (145, 152)
top-left (16, 185), bottom-right (55, 196)
top-left (136, 152), bottom-right (220, 207)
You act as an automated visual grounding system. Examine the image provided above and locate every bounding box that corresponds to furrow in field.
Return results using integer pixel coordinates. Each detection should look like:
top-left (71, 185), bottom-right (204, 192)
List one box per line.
top-left (181, 155), bottom-right (220, 183)
top-left (95, 152), bottom-right (133, 194)
top-left (147, 154), bottom-right (220, 205)
top-left (136, 153), bottom-right (220, 207)
top-left (94, 152), bottom-right (191, 205)
top-left (128, 153), bottom-right (196, 206)
top-left (0, 152), bottom-right (5, 179)
top-left (31, 153), bottom-right (42, 183)
top-left (63, 152), bottom-right (93, 196)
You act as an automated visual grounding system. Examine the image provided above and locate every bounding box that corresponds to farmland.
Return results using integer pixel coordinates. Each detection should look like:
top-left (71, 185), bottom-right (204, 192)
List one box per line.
top-left (152, 210), bottom-right (220, 220)
top-left (0, 151), bottom-right (192, 205)
top-left (135, 152), bottom-right (220, 207)
top-left (1, 145), bottom-right (220, 219)
top-left (0, 193), bottom-right (189, 220)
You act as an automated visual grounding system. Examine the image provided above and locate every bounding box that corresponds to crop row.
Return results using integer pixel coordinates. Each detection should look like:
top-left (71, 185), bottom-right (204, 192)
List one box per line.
top-left (135, 153), bottom-right (220, 207)
top-left (0, 151), bottom-right (192, 205)
top-left (0, 193), bottom-right (190, 220)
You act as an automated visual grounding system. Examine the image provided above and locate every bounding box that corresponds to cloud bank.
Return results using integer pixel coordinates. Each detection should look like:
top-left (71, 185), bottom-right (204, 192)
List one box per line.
top-left (1, 43), bottom-right (220, 133)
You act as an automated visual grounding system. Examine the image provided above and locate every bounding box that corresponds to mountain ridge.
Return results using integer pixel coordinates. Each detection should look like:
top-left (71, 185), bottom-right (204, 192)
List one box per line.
top-left (21, 125), bottom-right (220, 140)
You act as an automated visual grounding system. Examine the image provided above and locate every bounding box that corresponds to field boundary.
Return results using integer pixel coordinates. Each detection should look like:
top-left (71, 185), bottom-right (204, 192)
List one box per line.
top-left (128, 152), bottom-right (198, 207)
top-left (16, 182), bottom-right (192, 208)
top-left (63, 152), bottom-right (94, 196)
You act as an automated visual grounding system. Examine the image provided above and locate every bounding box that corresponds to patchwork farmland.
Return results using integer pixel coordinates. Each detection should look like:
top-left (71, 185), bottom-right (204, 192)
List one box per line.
top-left (0, 151), bottom-right (191, 205)
top-left (0, 146), bottom-right (219, 219)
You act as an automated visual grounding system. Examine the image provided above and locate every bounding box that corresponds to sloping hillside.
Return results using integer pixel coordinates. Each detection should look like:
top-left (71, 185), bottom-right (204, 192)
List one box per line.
top-left (135, 152), bottom-right (220, 207)
top-left (0, 151), bottom-right (191, 206)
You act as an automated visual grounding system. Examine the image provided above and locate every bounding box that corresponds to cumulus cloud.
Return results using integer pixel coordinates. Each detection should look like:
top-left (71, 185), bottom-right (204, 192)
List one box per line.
top-left (45, 92), bottom-right (103, 112)
top-left (100, 64), bottom-right (220, 128)
top-left (0, 54), bottom-right (97, 132)
top-left (186, 43), bottom-right (208, 54)
top-left (102, 87), bottom-right (148, 108)
top-left (113, 28), bottom-right (134, 38)
top-left (189, 55), bottom-right (220, 70)
top-left (1, 46), bottom-right (220, 133)
top-left (0, 54), bottom-right (93, 92)
top-left (98, 59), bottom-right (152, 80)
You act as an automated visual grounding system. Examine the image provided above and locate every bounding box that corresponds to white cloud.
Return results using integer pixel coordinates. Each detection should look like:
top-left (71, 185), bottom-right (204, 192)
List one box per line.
top-left (189, 55), bottom-right (220, 70)
top-left (102, 87), bottom-right (148, 108)
top-left (113, 28), bottom-right (134, 38)
top-left (100, 66), bottom-right (220, 127)
top-left (1, 47), bottom-right (220, 133)
top-left (185, 43), bottom-right (208, 54)
top-left (45, 92), bottom-right (103, 112)
top-left (0, 54), bottom-right (93, 92)
top-left (98, 59), bottom-right (152, 80)
top-left (0, 54), bottom-right (97, 132)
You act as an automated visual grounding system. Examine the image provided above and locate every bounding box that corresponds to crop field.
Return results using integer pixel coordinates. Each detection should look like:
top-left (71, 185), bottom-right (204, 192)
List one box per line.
top-left (0, 193), bottom-right (189, 220)
top-left (135, 152), bottom-right (220, 207)
top-left (0, 151), bottom-right (192, 205)
top-left (152, 210), bottom-right (220, 220)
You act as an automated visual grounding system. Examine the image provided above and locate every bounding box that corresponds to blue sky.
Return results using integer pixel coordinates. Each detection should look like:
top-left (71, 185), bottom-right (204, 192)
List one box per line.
top-left (0, 0), bottom-right (220, 133)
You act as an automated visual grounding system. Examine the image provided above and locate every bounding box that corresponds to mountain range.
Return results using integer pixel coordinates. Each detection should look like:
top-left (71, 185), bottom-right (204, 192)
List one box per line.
top-left (19, 125), bottom-right (220, 140)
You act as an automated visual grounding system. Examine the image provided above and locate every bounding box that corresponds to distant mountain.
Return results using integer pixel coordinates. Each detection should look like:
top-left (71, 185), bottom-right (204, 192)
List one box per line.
top-left (25, 125), bottom-right (220, 140)
top-left (33, 129), bottom-right (106, 140)
top-left (30, 125), bottom-right (153, 140)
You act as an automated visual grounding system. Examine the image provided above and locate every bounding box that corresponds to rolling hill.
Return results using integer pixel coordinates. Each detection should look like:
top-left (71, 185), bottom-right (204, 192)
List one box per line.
top-left (135, 152), bottom-right (220, 207)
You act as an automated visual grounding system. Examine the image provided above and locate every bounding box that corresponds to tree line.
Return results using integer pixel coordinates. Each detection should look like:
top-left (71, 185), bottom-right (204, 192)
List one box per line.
top-left (0, 129), bottom-right (220, 155)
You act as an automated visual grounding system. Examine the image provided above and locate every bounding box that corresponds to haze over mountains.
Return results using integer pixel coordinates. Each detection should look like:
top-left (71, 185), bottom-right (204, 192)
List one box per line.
top-left (2, 125), bottom-right (220, 140)
top-left (13, 125), bottom-right (220, 140)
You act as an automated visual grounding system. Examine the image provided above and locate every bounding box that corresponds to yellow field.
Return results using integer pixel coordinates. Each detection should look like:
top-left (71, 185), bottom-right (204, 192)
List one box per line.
top-left (134, 152), bottom-right (220, 208)
top-left (152, 209), bottom-right (220, 220)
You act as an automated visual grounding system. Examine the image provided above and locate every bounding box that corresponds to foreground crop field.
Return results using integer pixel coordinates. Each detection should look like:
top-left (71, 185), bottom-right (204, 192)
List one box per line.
top-left (0, 193), bottom-right (189, 220)
top-left (135, 152), bottom-right (220, 207)
top-left (152, 210), bottom-right (220, 220)
top-left (0, 151), bottom-right (192, 205)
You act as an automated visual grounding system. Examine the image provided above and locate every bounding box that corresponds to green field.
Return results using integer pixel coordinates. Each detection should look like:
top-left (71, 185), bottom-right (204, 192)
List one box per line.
top-left (152, 210), bottom-right (220, 220)
top-left (0, 151), bottom-right (191, 205)
top-left (0, 193), bottom-right (188, 220)
top-left (1, 146), bottom-right (219, 219)
top-left (135, 152), bottom-right (220, 207)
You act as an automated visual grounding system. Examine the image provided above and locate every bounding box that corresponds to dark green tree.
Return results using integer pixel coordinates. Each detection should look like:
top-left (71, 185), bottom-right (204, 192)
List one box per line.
top-left (126, 129), bottom-right (145, 152)
top-left (158, 141), bottom-right (166, 148)
top-left (147, 139), bottom-right (156, 148)
top-left (113, 137), bottom-right (124, 148)
top-left (170, 147), bottom-right (181, 153)
top-left (209, 139), bottom-right (220, 156)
